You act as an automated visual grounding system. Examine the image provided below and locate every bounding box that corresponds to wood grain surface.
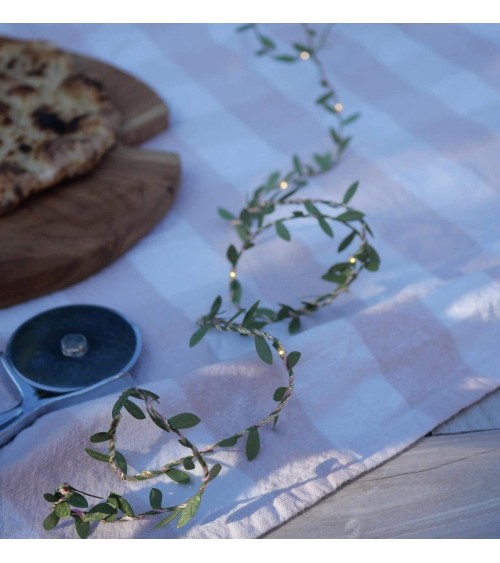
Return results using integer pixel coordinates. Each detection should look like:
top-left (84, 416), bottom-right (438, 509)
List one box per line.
top-left (264, 429), bottom-right (500, 539)
top-left (74, 54), bottom-right (169, 146)
top-left (0, 53), bottom-right (179, 309)
top-left (0, 145), bottom-right (180, 308)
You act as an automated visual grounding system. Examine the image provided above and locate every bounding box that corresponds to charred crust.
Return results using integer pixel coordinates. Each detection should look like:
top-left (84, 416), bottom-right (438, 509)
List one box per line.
top-left (0, 161), bottom-right (26, 174)
top-left (69, 72), bottom-right (105, 91)
top-left (27, 63), bottom-right (48, 77)
top-left (32, 106), bottom-right (87, 135)
top-left (0, 101), bottom-right (11, 124)
top-left (18, 143), bottom-right (32, 153)
top-left (7, 83), bottom-right (36, 96)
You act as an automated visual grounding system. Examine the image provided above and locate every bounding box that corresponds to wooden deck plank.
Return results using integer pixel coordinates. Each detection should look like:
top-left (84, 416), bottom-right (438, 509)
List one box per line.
top-left (263, 430), bottom-right (500, 538)
top-left (433, 388), bottom-right (500, 435)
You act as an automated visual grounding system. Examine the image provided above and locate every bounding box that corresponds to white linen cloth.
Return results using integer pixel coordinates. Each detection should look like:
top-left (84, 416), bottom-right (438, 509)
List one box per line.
top-left (1, 23), bottom-right (500, 539)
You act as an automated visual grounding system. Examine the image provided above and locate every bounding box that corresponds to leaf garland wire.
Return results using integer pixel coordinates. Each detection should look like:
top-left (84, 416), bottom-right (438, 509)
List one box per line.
top-left (42, 23), bottom-right (380, 539)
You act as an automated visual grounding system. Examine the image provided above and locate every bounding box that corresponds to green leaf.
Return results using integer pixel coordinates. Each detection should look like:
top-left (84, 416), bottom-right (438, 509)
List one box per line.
top-left (124, 400), bottom-right (146, 420)
top-left (246, 428), bottom-right (260, 461)
top-left (292, 155), bottom-right (303, 175)
top-left (256, 307), bottom-right (277, 322)
top-left (293, 42), bottom-right (311, 54)
top-left (43, 493), bottom-right (58, 502)
top-left (240, 208), bottom-right (251, 226)
top-left (342, 181), bottom-right (359, 204)
top-left (266, 171), bottom-right (281, 190)
top-left (117, 495), bottom-right (135, 517)
top-left (338, 136), bottom-right (352, 153)
top-left (148, 408), bottom-right (170, 432)
top-left (236, 23), bottom-right (255, 32)
top-left (226, 308), bottom-right (245, 324)
top-left (263, 202), bottom-right (275, 215)
top-left (360, 244), bottom-right (380, 272)
top-left (114, 451), bottom-right (127, 475)
top-left (85, 448), bottom-right (110, 463)
top-left (258, 34), bottom-right (276, 50)
top-left (218, 207), bottom-right (235, 220)
top-left (177, 493), bottom-right (203, 528)
top-left (275, 220), bottom-right (291, 241)
top-left (273, 387), bottom-right (287, 401)
top-left (89, 431), bottom-right (110, 443)
top-left (336, 210), bottom-right (365, 222)
top-left (274, 54), bottom-right (297, 63)
top-left (230, 279), bottom-right (242, 304)
top-left (112, 390), bottom-right (131, 418)
top-left (168, 412), bottom-right (201, 430)
top-left (338, 231), bottom-right (356, 252)
top-left (217, 436), bottom-right (239, 447)
top-left (226, 244), bottom-right (238, 266)
top-left (314, 152), bottom-right (333, 171)
top-left (149, 488), bottom-right (163, 509)
top-left (86, 503), bottom-right (116, 522)
top-left (277, 304), bottom-right (296, 320)
top-left (209, 295), bottom-right (222, 317)
top-left (54, 501), bottom-right (70, 519)
top-left (242, 300), bottom-right (260, 327)
top-left (304, 200), bottom-right (321, 216)
top-left (73, 516), bottom-right (90, 539)
top-left (255, 335), bottom-right (273, 365)
top-left (321, 272), bottom-right (348, 284)
top-left (316, 91), bottom-right (333, 105)
top-left (155, 509), bottom-right (181, 529)
top-left (182, 457), bottom-right (195, 470)
top-left (329, 127), bottom-right (343, 145)
top-left (68, 492), bottom-right (88, 509)
top-left (286, 351), bottom-right (301, 370)
top-left (236, 224), bottom-right (250, 242)
top-left (318, 217), bottom-right (334, 237)
top-left (166, 468), bottom-right (191, 484)
top-left (272, 414), bottom-right (279, 430)
top-left (130, 388), bottom-right (160, 401)
top-left (301, 302), bottom-right (318, 313)
top-left (342, 112), bottom-right (361, 126)
top-left (288, 317), bottom-right (301, 334)
top-left (189, 324), bottom-right (210, 348)
top-left (208, 463), bottom-right (222, 482)
top-left (43, 512), bottom-right (60, 531)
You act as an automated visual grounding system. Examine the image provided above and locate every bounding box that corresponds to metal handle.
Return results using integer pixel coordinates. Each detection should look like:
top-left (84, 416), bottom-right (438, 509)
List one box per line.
top-left (0, 369), bottom-right (130, 448)
top-left (0, 352), bottom-right (27, 428)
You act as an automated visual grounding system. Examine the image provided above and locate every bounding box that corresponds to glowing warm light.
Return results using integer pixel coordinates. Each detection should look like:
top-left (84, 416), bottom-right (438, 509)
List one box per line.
top-left (349, 256), bottom-right (357, 264)
top-left (278, 347), bottom-right (286, 357)
top-left (229, 270), bottom-right (236, 279)
top-left (280, 181), bottom-right (288, 190)
top-left (300, 51), bottom-right (310, 61)
top-left (334, 102), bottom-right (344, 112)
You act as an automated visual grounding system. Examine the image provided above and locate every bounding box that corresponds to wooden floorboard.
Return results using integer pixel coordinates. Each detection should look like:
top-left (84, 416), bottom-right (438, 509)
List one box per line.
top-left (264, 429), bottom-right (500, 538)
top-left (433, 388), bottom-right (500, 435)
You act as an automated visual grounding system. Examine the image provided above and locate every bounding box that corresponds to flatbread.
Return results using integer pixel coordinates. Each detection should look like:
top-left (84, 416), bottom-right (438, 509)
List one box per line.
top-left (0, 37), bottom-right (120, 215)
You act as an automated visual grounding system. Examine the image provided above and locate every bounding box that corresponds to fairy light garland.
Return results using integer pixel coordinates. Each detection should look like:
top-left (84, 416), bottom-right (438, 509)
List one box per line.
top-left (42, 23), bottom-right (380, 539)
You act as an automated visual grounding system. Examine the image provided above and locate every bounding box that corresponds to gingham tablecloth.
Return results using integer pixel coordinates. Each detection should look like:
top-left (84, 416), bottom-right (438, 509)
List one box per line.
top-left (1, 23), bottom-right (500, 539)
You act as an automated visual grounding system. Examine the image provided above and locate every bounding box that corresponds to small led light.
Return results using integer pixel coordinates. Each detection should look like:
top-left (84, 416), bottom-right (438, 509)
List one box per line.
top-left (278, 347), bottom-right (286, 357)
top-left (300, 51), bottom-right (310, 61)
top-left (349, 256), bottom-right (357, 264)
top-left (279, 181), bottom-right (288, 190)
top-left (229, 270), bottom-right (236, 279)
top-left (334, 102), bottom-right (344, 112)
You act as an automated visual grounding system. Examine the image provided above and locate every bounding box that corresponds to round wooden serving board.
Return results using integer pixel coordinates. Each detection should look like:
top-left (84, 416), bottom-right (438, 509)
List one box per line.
top-left (0, 54), bottom-right (181, 309)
